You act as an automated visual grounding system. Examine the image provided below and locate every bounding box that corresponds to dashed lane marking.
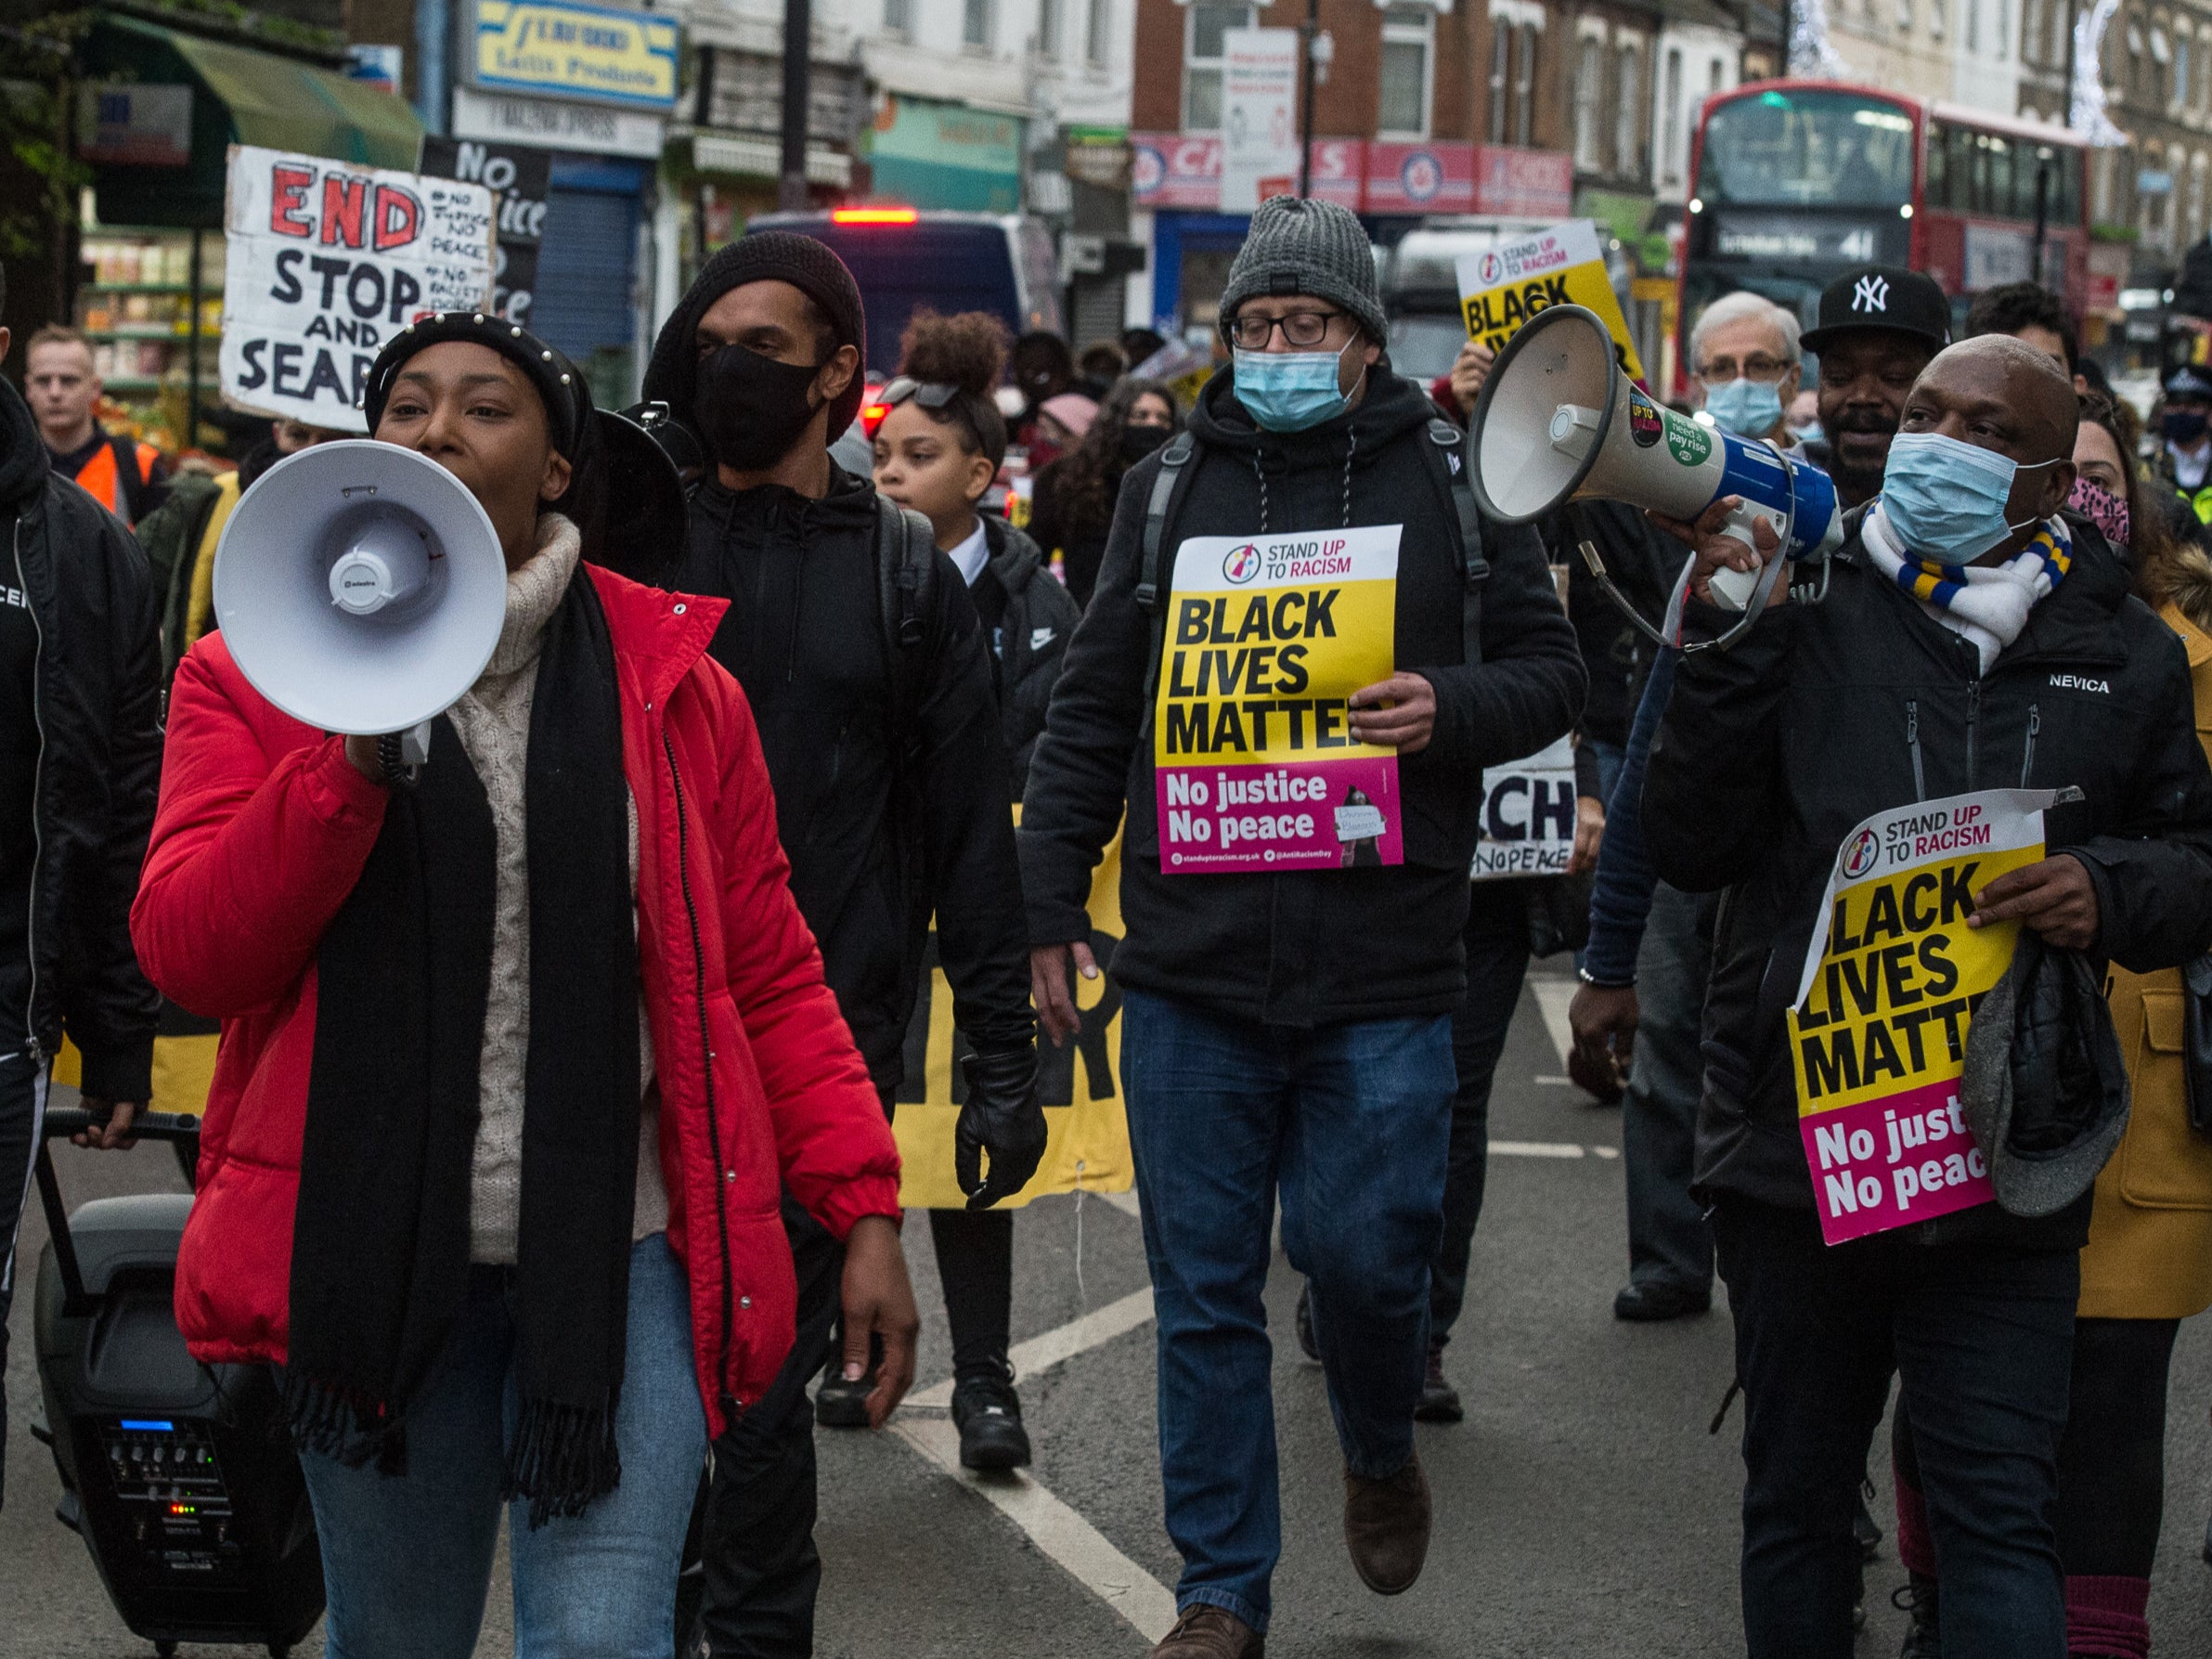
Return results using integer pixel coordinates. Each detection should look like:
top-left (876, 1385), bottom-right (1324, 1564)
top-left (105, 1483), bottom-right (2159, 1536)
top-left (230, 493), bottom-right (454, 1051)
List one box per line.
top-left (1528, 975), bottom-right (1578, 1070)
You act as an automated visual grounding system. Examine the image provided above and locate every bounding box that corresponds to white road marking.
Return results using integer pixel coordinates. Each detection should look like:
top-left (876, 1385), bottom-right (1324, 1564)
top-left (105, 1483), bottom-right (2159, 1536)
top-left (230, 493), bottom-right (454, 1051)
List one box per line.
top-left (910, 1285), bottom-right (1158, 1410)
top-left (1098, 1187), bottom-right (1141, 1219)
top-left (892, 1415), bottom-right (1180, 1644)
top-left (1490, 1139), bottom-right (1586, 1159)
top-left (1528, 976), bottom-right (1578, 1070)
top-left (1533, 1074), bottom-right (1572, 1085)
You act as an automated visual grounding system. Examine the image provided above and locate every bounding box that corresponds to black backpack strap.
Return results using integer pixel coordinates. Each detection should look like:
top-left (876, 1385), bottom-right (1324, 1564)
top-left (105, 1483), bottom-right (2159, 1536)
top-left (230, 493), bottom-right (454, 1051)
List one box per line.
top-left (1135, 433), bottom-right (1198, 739)
top-left (110, 434), bottom-right (148, 526)
top-left (875, 495), bottom-right (940, 759)
top-left (1426, 417), bottom-right (1489, 667)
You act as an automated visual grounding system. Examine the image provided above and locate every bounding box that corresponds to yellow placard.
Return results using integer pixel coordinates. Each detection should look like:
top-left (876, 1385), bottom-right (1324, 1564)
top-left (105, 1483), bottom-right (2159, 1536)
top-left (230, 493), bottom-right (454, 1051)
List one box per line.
top-left (893, 824), bottom-right (1132, 1211)
top-left (1456, 219), bottom-right (1645, 382)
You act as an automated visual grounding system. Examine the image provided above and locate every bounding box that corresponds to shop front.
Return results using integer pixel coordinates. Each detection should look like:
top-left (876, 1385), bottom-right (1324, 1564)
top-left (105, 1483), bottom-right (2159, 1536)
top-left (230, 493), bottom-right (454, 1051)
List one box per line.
top-left (864, 96), bottom-right (1025, 214)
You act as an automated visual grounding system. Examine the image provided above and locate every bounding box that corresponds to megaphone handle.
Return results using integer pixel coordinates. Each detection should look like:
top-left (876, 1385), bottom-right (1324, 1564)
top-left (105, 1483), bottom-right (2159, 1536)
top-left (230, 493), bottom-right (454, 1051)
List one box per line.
top-left (376, 719), bottom-right (434, 791)
top-left (1707, 501), bottom-right (1791, 615)
top-left (399, 719), bottom-right (433, 769)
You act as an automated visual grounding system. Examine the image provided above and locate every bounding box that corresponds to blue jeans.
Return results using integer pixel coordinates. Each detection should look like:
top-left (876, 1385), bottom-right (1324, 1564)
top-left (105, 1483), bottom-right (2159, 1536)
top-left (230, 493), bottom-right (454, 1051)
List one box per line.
top-left (1714, 1199), bottom-right (2076, 1659)
top-left (298, 1233), bottom-right (709, 1659)
top-left (1122, 990), bottom-right (1455, 1633)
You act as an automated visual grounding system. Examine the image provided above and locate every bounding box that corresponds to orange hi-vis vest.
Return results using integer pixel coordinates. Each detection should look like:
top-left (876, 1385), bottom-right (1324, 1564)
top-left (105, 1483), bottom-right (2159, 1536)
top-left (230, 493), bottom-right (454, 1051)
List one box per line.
top-left (70, 434), bottom-right (160, 525)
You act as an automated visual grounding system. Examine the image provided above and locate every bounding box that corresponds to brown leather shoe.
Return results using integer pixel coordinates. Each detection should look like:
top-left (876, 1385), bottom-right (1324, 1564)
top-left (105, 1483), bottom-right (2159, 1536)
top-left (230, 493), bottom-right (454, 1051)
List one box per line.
top-left (1343, 1451), bottom-right (1432, 1595)
top-left (1149, 1604), bottom-right (1264, 1657)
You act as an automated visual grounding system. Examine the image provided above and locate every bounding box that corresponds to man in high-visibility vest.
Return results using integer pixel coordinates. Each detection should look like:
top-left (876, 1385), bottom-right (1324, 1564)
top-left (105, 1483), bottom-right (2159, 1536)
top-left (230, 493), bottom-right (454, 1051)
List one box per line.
top-left (24, 326), bottom-right (167, 526)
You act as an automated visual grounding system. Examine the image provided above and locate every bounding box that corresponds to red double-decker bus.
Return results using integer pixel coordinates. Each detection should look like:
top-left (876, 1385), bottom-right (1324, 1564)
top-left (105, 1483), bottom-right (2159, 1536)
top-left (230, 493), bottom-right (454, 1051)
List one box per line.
top-left (1675, 80), bottom-right (2089, 393)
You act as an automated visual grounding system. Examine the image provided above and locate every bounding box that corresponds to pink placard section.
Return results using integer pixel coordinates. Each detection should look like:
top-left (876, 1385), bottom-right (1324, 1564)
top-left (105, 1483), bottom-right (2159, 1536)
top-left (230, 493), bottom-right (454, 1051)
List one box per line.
top-left (1800, 1078), bottom-right (1996, 1245)
top-left (1156, 756), bottom-right (1403, 874)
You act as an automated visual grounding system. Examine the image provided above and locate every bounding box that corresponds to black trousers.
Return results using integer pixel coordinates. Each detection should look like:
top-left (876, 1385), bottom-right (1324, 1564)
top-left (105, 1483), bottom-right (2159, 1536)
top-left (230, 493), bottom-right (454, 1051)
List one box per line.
top-left (1713, 1197), bottom-right (2076, 1659)
top-left (0, 1050), bottom-right (46, 1512)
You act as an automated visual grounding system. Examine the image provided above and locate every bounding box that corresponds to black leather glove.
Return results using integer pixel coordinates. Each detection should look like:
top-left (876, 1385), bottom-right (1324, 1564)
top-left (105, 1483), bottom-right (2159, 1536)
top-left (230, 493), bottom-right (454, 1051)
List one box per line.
top-left (957, 1044), bottom-right (1049, 1210)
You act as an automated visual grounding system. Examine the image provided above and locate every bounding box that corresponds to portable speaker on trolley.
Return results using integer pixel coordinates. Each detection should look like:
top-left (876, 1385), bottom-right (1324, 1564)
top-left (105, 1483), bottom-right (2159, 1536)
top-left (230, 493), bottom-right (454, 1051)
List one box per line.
top-left (31, 1107), bottom-right (324, 1658)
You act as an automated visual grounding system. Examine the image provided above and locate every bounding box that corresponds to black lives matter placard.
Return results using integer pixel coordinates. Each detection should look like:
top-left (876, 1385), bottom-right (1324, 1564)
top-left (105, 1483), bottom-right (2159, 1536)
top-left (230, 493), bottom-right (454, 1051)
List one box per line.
top-left (219, 144), bottom-right (496, 431)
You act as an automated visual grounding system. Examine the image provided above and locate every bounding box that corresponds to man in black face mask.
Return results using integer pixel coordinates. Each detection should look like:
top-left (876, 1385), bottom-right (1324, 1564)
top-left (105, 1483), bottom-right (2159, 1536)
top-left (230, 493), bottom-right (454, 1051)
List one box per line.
top-left (643, 232), bottom-right (1046, 1658)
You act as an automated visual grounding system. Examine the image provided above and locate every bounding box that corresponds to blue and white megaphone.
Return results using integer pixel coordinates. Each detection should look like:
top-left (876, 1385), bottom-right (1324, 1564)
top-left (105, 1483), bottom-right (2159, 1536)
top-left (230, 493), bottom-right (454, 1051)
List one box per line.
top-left (1468, 304), bottom-right (1842, 641)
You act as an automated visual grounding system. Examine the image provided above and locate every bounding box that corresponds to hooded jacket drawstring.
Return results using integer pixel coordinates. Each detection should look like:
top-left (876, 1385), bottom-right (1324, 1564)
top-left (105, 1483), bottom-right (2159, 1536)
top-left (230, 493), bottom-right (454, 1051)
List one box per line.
top-left (1249, 427), bottom-right (1360, 535)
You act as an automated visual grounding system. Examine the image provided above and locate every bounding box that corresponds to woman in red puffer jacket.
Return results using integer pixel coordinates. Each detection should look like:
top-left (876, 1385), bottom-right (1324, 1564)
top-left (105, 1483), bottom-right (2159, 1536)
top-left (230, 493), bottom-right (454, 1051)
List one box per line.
top-left (130, 314), bottom-right (914, 1659)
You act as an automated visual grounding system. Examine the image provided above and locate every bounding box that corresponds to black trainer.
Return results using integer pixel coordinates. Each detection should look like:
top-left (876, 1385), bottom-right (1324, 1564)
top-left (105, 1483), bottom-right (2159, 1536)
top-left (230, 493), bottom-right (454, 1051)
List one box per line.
top-left (1894, 1573), bottom-right (1940, 1656)
top-left (1294, 1282), bottom-right (1321, 1364)
top-left (1414, 1342), bottom-right (1462, 1424)
top-left (951, 1366), bottom-right (1032, 1471)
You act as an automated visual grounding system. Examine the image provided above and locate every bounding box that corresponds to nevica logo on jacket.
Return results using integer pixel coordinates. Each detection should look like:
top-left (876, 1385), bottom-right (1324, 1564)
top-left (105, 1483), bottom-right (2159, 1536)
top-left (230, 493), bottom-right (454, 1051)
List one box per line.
top-left (1152, 525), bottom-right (1404, 875)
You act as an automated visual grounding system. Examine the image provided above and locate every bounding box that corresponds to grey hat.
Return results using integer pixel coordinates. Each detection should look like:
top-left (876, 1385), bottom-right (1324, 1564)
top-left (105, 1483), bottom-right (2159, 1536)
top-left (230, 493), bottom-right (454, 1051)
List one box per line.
top-left (1219, 196), bottom-right (1387, 345)
top-left (1960, 931), bottom-right (2130, 1218)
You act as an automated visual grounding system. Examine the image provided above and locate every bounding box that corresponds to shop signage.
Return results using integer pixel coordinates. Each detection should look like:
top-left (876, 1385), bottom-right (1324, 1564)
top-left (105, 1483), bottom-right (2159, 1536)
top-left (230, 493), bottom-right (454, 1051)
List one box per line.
top-left (77, 84), bottom-right (193, 167)
top-left (1218, 29), bottom-right (1300, 212)
top-left (450, 85), bottom-right (665, 158)
top-left (1365, 141), bottom-right (1474, 214)
top-left (1132, 134), bottom-right (1360, 210)
top-left (1065, 125), bottom-right (1132, 189)
top-left (470, 0), bottom-right (679, 111)
top-left (219, 145), bottom-right (495, 431)
top-left (1472, 144), bottom-right (1573, 217)
top-left (420, 136), bottom-right (550, 326)
top-left (867, 96), bottom-right (1024, 214)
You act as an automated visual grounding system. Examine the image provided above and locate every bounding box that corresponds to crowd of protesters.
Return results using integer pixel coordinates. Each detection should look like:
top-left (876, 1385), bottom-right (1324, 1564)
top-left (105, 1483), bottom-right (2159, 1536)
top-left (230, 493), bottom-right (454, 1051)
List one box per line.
top-left (8, 204), bottom-right (2212, 1659)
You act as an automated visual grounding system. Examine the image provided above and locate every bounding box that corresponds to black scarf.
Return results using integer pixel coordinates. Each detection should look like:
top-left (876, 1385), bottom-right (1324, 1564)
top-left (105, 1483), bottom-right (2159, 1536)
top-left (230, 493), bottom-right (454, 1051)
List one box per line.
top-left (286, 570), bottom-right (641, 1525)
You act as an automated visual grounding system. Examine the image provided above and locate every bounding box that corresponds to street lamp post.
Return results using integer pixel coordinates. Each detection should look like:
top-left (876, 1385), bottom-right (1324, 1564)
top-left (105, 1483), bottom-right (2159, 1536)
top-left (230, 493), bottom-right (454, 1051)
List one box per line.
top-left (1298, 0), bottom-right (1318, 197)
top-left (780, 0), bottom-right (812, 211)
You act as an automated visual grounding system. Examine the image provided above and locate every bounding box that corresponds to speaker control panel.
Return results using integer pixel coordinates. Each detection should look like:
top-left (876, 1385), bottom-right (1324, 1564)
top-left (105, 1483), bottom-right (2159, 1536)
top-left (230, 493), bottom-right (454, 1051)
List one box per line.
top-left (97, 1419), bottom-right (246, 1583)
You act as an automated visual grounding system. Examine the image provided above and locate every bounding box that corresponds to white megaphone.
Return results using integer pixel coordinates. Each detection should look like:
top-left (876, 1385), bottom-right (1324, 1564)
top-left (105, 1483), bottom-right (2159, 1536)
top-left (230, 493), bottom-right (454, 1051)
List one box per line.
top-left (1468, 304), bottom-right (1843, 639)
top-left (213, 440), bottom-right (507, 760)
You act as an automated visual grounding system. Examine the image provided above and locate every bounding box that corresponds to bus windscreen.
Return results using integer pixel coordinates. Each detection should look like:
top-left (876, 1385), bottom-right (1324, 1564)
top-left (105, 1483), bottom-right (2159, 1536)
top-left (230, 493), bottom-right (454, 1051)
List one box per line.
top-left (1697, 89), bottom-right (1916, 211)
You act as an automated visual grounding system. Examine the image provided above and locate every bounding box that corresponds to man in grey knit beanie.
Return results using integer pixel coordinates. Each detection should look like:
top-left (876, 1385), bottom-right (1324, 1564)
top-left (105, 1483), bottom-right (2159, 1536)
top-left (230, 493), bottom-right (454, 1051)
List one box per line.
top-left (1019, 188), bottom-right (1586, 1659)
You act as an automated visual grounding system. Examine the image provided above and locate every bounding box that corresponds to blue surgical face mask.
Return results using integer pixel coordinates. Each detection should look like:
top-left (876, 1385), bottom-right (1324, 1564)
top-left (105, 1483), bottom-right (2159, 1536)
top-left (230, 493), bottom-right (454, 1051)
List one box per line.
top-left (1881, 430), bottom-right (2058, 565)
top-left (1232, 338), bottom-right (1359, 433)
top-left (1701, 376), bottom-right (1785, 439)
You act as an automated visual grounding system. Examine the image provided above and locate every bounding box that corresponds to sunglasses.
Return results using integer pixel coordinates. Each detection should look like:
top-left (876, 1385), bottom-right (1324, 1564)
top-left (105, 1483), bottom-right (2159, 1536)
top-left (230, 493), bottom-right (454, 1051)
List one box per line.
top-left (878, 377), bottom-right (960, 410)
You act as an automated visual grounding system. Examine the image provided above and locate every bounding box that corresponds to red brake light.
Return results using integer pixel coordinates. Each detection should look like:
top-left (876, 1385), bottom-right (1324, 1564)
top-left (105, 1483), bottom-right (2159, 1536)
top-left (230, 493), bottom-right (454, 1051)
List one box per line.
top-left (860, 386), bottom-right (891, 434)
top-left (833, 206), bottom-right (919, 225)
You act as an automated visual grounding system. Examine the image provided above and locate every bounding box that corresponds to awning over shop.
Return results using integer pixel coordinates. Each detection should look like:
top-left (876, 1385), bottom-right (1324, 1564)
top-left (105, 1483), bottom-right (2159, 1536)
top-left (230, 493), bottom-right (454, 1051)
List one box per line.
top-left (84, 15), bottom-right (424, 227)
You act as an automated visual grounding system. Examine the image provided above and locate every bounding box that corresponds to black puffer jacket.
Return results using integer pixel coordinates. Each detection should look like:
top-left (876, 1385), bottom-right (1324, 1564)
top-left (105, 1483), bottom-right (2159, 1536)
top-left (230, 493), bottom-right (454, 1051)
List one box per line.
top-left (979, 515), bottom-right (1082, 799)
top-left (665, 462), bottom-right (1032, 1094)
top-left (1019, 365), bottom-right (1586, 1024)
top-left (0, 375), bottom-right (161, 1098)
top-left (1647, 510), bottom-right (2212, 1245)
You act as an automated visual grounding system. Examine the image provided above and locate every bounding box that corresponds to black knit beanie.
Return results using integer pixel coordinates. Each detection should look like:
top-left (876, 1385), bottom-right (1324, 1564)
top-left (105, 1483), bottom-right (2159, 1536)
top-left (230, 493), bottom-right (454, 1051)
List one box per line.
top-left (361, 310), bottom-right (602, 529)
top-left (642, 231), bottom-right (869, 442)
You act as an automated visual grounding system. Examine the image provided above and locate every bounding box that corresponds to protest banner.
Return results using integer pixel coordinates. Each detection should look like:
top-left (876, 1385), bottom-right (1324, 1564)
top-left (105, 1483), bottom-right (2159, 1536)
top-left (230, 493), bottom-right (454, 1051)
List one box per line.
top-left (1470, 735), bottom-right (1577, 880)
top-left (1787, 788), bottom-right (2060, 1245)
top-left (894, 826), bottom-right (1132, 1211)
top-left (219, 145), bottom-right (497, 431)
top-left (1456, 219), bottom-right (1644, 382)
top-left (419, 135), bottom-right (550, 325)
top-left (1152, 525), bottom-right (1402, 873)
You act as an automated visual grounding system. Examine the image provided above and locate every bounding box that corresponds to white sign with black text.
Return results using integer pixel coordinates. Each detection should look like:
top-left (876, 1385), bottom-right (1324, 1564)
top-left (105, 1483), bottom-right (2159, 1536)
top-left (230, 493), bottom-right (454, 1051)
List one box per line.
top-left (219, 144), bottom-right (497, 431)
top-left (1469, 735), bottom-right (1579, 880)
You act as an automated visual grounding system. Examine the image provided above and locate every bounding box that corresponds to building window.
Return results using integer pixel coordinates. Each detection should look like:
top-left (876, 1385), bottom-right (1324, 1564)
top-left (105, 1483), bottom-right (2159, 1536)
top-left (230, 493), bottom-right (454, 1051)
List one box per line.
top-left (884, 0), bottom-right (911, 34)
top-left (964, 0), bottom-right (994, 49)
top-left (1966, 0), bottom-right (1978, 51)
top-left (1487, 22), bottom-right (1510, 142)
top-left (1662, 47), bottom-right (1684, 185)
top-left (1614, 40), bottom-right (1642, 175)
top-left (1040, 0), bottom-right (1063, 58)
top-left (1515, 23), bottom-right (1537, 146)
top-left (1995, 0), bottom-right (2009, 56)
top-left (2178, 33), bottom-right (2193, 110)
top-left (1931, 0), bottom-right (1946, 39)
top-left (1183, 1), bottom-right (1253, 129)
top-left (1086, 0), bottom-right (1111, 66)
top-left (1574, 36), bottom-right (1603, 167)
top-left (1378, 6), bottom-right (1435, 136)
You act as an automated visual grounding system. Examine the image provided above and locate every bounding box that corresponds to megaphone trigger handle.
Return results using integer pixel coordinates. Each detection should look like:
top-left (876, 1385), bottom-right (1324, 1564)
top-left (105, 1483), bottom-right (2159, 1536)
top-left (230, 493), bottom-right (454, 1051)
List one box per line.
top-left (377, 720), bottom-right (433, 793)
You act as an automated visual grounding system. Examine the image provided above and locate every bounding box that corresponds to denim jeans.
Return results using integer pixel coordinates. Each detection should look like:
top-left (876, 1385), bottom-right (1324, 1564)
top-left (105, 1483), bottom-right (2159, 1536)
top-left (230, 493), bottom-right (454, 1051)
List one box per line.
top-left (1429, 879), bottom-right (1533, 1346)
top-left (1713, 1198), bottom-right (2076, 1659)
top-left (1622, 882), bottom-right (1714, 1295)
top-left (298, 1233), bottom-right (709, 1659)
top-left (1121, 989), bottom-right (1455, 1633)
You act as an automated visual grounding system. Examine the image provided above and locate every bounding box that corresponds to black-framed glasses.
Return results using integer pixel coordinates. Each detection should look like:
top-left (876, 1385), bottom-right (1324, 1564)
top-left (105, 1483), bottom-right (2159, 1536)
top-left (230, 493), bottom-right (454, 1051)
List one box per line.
top-left (1222, 311), bottom-right (1344, 351)
top-left (878, 377), bottom-right (961, 410)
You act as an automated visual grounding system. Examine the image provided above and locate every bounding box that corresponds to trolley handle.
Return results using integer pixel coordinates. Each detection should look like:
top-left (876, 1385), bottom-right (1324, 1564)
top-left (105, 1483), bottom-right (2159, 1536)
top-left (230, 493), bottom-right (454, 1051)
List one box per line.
top-left (41, 1107), bottom-right (202, 1145)
top-left (35, 1108), bottom-right (203, 1316)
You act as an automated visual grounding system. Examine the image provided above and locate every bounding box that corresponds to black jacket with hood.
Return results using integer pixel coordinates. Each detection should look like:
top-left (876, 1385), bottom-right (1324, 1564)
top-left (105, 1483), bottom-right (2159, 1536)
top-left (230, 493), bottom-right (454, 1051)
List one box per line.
top-left (0, 374), bottom-right (162, 1098)
top-left (664, 461), bottom-right (1033, 1095)
top-left (1018, 364), bottom-right (1586, 1025)
top-left (1646, 509), bottom-right (2212, 1246)
top-left (978, 514), bottom-right (1082, 800)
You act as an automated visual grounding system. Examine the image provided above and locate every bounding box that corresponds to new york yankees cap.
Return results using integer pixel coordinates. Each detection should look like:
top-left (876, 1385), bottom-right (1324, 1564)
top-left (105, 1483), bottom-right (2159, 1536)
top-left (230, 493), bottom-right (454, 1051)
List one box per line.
top-left (1800, 264), bottom-right (1951, 355)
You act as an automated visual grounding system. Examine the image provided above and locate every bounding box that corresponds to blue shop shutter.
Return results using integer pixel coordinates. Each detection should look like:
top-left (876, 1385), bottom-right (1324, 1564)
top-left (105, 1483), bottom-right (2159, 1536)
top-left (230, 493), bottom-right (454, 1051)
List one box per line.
top-left (533, 186), bottom-right (639, 371)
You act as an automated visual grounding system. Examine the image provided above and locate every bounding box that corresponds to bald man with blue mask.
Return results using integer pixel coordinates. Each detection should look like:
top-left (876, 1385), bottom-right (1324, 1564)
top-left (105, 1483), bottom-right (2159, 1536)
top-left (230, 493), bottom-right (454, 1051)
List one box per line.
top-left (1642, 331), bottom-right (2212, 1659)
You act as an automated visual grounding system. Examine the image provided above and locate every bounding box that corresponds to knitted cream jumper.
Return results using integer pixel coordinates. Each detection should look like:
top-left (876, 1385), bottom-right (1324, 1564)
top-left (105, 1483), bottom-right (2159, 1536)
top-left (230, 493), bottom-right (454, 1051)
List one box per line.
top-left (447, 514), bottom-right (667, 1264)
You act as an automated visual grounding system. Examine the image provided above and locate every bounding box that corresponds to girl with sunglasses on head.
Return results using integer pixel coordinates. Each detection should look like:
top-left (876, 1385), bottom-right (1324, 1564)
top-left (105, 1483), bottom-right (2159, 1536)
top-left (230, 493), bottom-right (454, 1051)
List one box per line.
top-left (870, 309), bottom-right (1080, 1470)
top-left (131, 314), bottom-right (917, 1659)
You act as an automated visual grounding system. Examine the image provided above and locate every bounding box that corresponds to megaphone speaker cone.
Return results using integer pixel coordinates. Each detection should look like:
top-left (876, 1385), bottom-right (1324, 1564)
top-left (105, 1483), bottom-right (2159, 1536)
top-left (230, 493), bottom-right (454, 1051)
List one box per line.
top-left (213, 440), bottom-right (509, 737)
top-left (1468, 305), bottom-right (1623, 525)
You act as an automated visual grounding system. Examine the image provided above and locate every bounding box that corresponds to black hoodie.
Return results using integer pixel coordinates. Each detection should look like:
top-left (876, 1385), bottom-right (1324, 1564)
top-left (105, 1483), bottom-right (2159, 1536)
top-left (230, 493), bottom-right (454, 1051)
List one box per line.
top-left (0, 375), bottom-right (161, 1097)
top-left (1018, 364), bottom-right (1586, 1024)
top-left (666, 461), bottom-right (1032, 1094)
top-left (1647, 510), bottom-right (2212, 1245)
